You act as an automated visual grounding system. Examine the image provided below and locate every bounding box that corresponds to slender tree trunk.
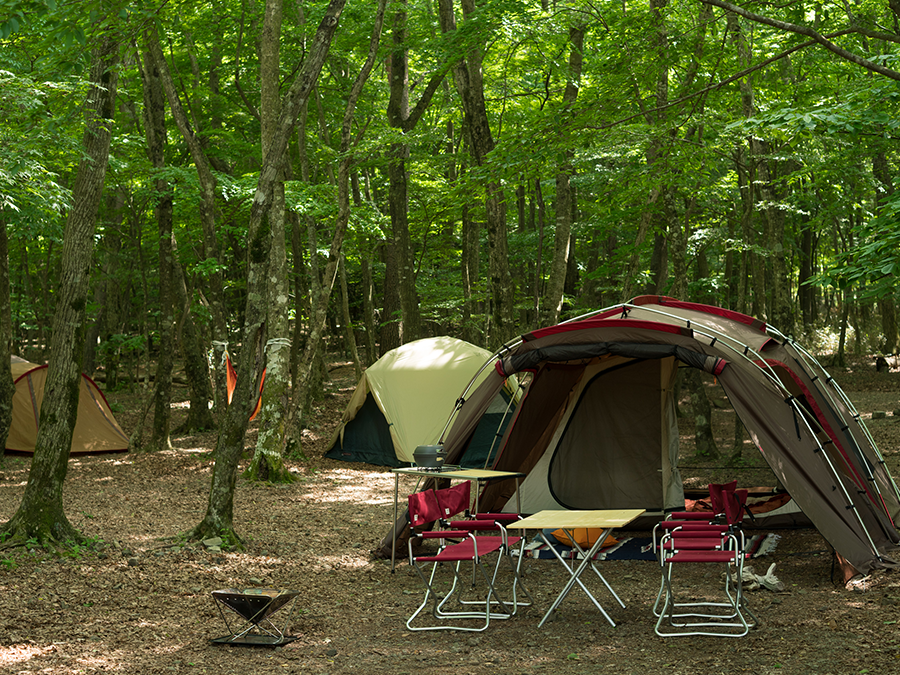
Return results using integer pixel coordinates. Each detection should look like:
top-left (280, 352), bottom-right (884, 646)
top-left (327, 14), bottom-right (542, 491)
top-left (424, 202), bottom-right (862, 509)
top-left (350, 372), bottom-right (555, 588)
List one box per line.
top-left (352, 174), bottom-right (379, 365)
top-left (385, 0), bottom-right (446, 344)
top-left (541, 24), bottom-right (585, 325)
top-left (873, 150), bottom-right (897, 353)
top-left (798, 214), bottom-right (816, 326)
top-left (172, 259), bottom-right (216, 432)
top-left (0, 218), bottom-right (16, 458)
top-left (339, 255), bottom-right (363, 380)
top-left (138, 40), bottom-right (175, 452)
top-left (189, 0), bottom-right (346, 543)
top-left (438, 0), bottom-right (513, 345)
top-left (246, 0), bottom-right (295, 484)
top-left (283, 0), bottom-right (387, 456)
top-left (380, 241), bottom-right (402, 352)
top-left (146, 25), bottom-right (230, 423)
top-left (752, 137), bottom-right (792, 333)
top-left (2, 38), bottom-right (119, 546)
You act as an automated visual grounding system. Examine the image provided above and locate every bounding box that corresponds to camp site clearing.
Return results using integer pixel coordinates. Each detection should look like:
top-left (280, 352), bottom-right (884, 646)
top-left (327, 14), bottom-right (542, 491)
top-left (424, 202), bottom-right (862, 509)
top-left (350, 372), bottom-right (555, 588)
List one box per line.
top-left (0, 356), bottom-right (899, 675)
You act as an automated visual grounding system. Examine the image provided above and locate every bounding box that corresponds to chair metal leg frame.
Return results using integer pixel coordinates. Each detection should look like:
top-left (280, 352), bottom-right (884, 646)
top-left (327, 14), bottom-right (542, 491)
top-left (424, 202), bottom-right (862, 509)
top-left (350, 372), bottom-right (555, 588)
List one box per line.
top-left (654, 533), bottom-right (758, 637)
top-left (406, 536), bottom-right (516, 632)
top-left (454, 542), bottom-right (535, 616)
top-left (537, 529), bottom-right (625, 628)
top-left (445, 518), bottom-right (534, 616)
top-left (651, 534), bottom-right (731, 618)
top-left (407, 554), bottom-right (513, 631)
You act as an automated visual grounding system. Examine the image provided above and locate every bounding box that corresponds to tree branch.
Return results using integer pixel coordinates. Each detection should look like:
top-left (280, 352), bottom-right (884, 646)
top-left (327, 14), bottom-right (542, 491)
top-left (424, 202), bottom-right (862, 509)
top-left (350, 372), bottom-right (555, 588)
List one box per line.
top-left (700, 0), bottom-right (900, 81)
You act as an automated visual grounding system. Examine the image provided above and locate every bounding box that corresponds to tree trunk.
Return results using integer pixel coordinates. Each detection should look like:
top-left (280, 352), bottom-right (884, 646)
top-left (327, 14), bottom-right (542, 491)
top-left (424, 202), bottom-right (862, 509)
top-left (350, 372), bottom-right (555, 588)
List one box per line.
top-left (172, 260), bottom-right (216, 432)
top-left (138, 39), bottom-right (175, 453)
top-left (352, 174), bottom-right (379, 365)
top-left (0, 218), bottom-right (16, 457)
top-left (145, 25), bottom-right (230, 423)
top-left (283, 0), bottom-right (387, 457)
top-left (189, 0), bottom-right (347, 543)
top-left (438, 0), bottom-right (513, 345)
top-left (246, 0), bottom-right (295, 484)
top-left (385, 0), bottom-right (446, 344)
top-left (460, 173), bottom-right (481, 344)
top-left (2, 38), bottom-right (119, 547)
top-left (379, 240), bottom-right (402, 353)
top-left (339, 255), bottom-right (363, 380)
top-left (752, 137), bottom-right (792, 333)
top-left (541, 24), bottom-right (585, 325)
top-left (797, 214), bottom-right (816, 326)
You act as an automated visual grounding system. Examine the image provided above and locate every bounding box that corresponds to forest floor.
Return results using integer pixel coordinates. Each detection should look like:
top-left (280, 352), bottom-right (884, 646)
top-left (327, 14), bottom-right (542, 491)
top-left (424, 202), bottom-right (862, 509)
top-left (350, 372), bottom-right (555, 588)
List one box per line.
top-left (1, 354), bottom-right (900, 674)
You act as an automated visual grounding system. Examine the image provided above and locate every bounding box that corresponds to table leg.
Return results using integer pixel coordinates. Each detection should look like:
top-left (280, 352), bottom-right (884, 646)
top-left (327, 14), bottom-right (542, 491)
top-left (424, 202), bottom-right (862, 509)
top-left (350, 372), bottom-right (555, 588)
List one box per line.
top-left (536, 528), bottom-right (622, 628)
top-left (566, 532), bottom-right (627, 611)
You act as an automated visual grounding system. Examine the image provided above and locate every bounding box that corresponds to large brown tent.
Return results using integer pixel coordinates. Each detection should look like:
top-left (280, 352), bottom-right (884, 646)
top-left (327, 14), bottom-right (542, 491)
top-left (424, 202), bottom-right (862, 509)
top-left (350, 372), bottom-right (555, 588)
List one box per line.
top-left (384, 297), bottom-right (900, 579)
top-left (6, 356), bottom-right (128, 454)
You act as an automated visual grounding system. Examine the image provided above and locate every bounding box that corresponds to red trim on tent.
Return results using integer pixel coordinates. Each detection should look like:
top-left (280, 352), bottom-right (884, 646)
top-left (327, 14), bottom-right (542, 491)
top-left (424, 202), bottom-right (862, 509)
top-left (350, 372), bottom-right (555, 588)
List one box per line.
top-left (14, 364), bottom-right (123, 429)
top-left (9, 363), bottom-right (129, 453)
top-left (629, 295), bottom-right (769, 332)
top-left (524, 318), bottom-right (692, 342)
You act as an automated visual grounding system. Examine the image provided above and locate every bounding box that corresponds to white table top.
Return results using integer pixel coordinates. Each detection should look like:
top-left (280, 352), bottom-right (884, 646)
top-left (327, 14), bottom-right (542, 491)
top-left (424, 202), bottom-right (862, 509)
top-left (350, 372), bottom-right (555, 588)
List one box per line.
top-left (507, 509), bottom-right (646, 530)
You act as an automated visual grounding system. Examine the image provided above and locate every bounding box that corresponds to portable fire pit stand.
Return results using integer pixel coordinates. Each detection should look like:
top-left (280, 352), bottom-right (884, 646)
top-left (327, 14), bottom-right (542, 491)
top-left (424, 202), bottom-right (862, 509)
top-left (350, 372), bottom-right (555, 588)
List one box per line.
top-left (210, 588), bottom-right (300, 645)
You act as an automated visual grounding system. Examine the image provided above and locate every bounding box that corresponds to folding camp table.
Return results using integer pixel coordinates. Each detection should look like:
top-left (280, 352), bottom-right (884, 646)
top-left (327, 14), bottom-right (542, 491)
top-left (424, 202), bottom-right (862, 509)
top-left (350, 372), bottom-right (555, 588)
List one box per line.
top-left (390, 467), bottom-right (525, 572)
top-left (211, 588), bottom-right (300, 645)
top-left (508, 509), bottom-right (645, 627)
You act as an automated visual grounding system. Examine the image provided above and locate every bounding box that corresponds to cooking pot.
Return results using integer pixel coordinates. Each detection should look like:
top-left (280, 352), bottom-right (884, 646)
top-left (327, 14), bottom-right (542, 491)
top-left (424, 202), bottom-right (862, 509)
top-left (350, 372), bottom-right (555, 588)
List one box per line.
top-left (413, 444), bottom-right (446, 468)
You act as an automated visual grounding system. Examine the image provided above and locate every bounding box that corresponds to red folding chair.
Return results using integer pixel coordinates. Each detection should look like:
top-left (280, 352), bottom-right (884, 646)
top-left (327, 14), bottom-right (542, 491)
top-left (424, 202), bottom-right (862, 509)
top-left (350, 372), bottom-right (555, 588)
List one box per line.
top-left (405, 484), bottom-right (525, 631)
top-left (654, 489), bottom-right (758, 637)
top-left (441, 510), bottom-right (533, 616)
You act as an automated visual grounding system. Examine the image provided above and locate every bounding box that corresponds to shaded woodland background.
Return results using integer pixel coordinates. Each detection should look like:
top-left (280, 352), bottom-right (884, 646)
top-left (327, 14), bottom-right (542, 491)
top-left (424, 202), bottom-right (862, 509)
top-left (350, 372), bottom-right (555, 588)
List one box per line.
top-left (1, 0), bottom-right (900, 547)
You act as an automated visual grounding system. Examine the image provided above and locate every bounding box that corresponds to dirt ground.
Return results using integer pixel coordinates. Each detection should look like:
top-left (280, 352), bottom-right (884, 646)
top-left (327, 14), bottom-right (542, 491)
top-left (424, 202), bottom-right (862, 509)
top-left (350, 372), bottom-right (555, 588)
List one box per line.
top-left (1, 356), bottom-right (900, 674)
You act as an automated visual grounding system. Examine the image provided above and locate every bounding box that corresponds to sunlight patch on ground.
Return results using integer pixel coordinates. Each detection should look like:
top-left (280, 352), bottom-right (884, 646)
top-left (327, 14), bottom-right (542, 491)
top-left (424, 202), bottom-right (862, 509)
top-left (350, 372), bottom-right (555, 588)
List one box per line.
top-left (0, 481), bottom-right (27, 488)
top-left (301, 468), bottom-right (398, 505)
top-left (314, 554), bottom-right (371, 570)
top-left (303, 488), bottom-right (389, 505)
top-left (0, 643), bottom-right (53, 665)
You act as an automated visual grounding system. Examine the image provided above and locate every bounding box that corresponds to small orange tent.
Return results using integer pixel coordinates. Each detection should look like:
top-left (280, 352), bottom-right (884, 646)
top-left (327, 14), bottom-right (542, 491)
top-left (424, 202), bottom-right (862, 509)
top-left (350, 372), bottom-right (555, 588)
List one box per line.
top-left (6, 356), bottom-right (129, 454)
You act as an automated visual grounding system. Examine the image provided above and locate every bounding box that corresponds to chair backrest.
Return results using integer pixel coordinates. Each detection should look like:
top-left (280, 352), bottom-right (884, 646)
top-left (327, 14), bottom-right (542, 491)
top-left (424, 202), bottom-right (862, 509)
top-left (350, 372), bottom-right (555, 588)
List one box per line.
top-left (708, 480), bottom-right (738, 515)
top-left (408, 482), bottom-right (471, 527)
top-left (724, 489), bottom-right (748, 526)
top-left (435, 481), bottom-right (470, 520)
top-left (408, 490), bottom-right (442, 527)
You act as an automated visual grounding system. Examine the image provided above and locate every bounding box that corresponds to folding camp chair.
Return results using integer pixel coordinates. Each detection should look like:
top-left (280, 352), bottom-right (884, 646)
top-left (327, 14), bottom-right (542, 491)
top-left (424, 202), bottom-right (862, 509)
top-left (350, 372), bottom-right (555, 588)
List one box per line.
top-left (442, 512), bottom-right (533, 615)
top-left (405, 484), bottom-right (525, 631)
top-left (653, 489), bottom-right (758, 637)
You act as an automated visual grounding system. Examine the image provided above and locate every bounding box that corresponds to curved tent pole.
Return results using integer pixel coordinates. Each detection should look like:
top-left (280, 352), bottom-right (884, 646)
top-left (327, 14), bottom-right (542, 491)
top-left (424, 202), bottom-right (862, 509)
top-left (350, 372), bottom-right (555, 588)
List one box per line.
top-left (436, 337), bottom-right (525, 446)
top-left (784, 393), bottom-right (889, 562)
top-left (480, 376), bottom-right (528, 470)
top-left (629, 302), bottom-right (889, 560)
top-left (775, 332), bottom-right (900, 513)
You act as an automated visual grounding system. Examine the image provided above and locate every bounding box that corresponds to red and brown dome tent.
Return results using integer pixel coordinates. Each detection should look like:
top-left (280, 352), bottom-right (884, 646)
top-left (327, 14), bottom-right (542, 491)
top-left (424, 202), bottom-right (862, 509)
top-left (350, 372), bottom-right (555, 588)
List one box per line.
top-left (6, 356), bottom-right (128, 455)
top-left (383, 297), bottom-right (900, 580)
